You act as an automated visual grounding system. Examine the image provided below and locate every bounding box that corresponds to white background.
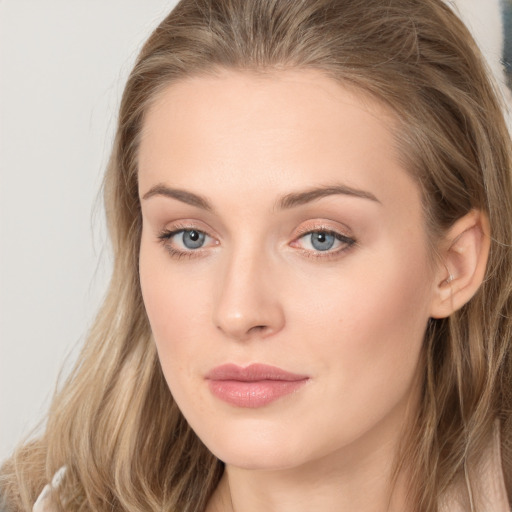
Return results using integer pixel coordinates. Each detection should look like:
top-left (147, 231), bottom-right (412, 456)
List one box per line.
top-left (0, 0), bottom-right (178, 462)
top-left (0, 0), bottom-right (509, 463)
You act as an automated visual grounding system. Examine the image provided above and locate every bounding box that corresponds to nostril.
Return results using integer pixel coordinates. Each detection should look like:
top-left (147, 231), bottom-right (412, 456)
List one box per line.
top-left (245, 325), bottom-right (275, 338)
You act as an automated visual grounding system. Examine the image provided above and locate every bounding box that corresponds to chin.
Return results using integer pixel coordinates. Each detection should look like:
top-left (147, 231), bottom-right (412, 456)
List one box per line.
top-left (193, 418), bottom-right (321, 471)
top-left (213, 445), bottom-right (308, 472)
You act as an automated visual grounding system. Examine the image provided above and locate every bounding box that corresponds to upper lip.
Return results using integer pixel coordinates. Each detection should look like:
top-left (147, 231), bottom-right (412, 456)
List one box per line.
top-left (205, 363), bottom-right (309, 382)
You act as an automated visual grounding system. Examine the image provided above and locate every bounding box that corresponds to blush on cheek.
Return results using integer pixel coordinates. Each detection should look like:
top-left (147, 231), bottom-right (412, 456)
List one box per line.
top-left (337, 265), bottom-right (429, 369)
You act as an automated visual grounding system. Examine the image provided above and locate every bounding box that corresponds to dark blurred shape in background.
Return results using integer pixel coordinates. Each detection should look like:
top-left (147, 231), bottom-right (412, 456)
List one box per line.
top-left (504, 0), bottom-right (512, 88)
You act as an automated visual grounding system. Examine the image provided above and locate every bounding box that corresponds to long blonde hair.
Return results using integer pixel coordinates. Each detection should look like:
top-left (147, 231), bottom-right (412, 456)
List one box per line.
top-left (2, 1), bottom-right (512, 511)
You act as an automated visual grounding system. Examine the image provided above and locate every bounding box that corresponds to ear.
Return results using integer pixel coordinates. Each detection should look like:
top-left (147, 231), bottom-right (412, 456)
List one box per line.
top-left (430, 209), bottom-right (490, 319)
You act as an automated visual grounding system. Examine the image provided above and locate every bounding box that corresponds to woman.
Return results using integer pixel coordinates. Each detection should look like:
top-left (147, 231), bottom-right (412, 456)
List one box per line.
top-left (1, 0), bottom-right (511, 510)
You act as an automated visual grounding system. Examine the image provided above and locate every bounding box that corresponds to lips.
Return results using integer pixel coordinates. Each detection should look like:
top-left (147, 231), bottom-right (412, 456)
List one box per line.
top-left (205, 363), bottom-right (309, 408)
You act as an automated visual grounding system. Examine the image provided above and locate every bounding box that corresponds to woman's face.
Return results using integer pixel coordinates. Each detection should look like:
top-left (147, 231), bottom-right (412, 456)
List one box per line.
top-left (138, 69), bottom-right (440, 470)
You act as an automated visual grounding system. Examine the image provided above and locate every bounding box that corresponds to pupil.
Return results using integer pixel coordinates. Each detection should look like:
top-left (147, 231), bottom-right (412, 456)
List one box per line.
top-left (189, 231), bottom-right (199, 241)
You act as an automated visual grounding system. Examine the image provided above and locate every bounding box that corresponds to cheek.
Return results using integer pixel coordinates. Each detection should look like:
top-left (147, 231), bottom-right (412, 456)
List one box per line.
top-left (139, 241), bottom-right (211, 376)
top-left (292, 245), bottom-right (431, 338)
top-left (140, 260), bottom-right (215, 422)
top-left (290, 243), bottom-right (433, 404)
top-left (342, 273), bottom-right (428, 390)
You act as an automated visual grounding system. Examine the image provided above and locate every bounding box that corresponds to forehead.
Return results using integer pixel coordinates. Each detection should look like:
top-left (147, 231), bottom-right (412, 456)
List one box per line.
top-left (137, 69), bottom-right (419, 215)
top-left (140, 69), bottom-right (400, 151)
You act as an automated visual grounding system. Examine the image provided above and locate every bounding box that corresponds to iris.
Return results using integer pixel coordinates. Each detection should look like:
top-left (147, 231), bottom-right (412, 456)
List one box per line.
top-left (310, 232), bottom-right (335, 251)
top-left (182, 230), bottom-right (205, 249)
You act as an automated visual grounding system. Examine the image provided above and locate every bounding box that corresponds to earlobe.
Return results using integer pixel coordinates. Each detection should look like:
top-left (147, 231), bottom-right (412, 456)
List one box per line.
top-left (430, 209), bottom-right (490, 319)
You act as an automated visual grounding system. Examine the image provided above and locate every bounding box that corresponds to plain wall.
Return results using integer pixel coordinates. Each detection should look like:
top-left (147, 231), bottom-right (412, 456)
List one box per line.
top-left (0, 0), bottom-right (179, 462)
top-left (0, 0), bottom-right (509, 464)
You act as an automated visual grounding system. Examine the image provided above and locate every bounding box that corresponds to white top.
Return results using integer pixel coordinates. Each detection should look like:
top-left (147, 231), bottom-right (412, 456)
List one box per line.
top-left (32, 466), bottom-right (66, 512)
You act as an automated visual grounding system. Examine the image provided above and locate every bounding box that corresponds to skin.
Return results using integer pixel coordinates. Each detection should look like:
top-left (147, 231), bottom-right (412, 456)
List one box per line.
top-left (138, 69), bottom-right (449, 512)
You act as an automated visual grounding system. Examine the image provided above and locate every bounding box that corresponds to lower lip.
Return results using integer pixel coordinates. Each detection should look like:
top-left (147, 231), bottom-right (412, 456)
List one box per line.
top-left (207, 379), bottom-right (308, 408)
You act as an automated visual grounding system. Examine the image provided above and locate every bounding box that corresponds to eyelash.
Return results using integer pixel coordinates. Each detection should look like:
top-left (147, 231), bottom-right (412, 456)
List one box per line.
top-left (157, 224), bottom-right (356, 261)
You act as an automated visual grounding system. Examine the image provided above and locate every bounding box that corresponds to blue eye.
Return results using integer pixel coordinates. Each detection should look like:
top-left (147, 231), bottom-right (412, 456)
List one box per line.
top-left (158, 228), bottom-right (212, 257)
top-left (181, 230), bottom-right (205, 249)
top-left (309, 232), bottom-right (336, 251)
top-left (158, 226), bottom-right (354, 261)
top-left (293, 228), bottom-right (356, 258)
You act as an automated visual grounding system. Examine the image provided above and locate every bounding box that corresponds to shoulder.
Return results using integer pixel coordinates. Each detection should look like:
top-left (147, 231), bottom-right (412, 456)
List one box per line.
top-left (440, 420), bottom-right (510, 512)
top-left (32, 467), bottom-right (66, 512)
top-left (476, 419), bottom-right (510, 511)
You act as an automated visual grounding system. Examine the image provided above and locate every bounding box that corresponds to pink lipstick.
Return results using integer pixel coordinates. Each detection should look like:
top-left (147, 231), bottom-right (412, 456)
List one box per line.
top-left (205, 363), bottom-right (309, 408)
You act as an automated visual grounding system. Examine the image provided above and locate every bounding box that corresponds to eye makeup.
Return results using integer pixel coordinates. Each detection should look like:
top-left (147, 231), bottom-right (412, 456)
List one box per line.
top-left (156, 220), bottom-right (357, 262)
top-left (157, 223), bottom-right (217, 260)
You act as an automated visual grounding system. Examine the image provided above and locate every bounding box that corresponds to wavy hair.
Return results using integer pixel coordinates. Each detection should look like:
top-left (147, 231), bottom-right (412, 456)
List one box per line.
top-left (2, 0), bottom-right (512, 511)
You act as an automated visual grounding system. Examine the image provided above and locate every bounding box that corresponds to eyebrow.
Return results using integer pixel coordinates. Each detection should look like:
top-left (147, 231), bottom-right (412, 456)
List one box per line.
top-left (142, 184), bottom-right (214, 211)
top-left (142, 183), bottom-right (380, 211)
top-left (277, 184), bottom-right (380, 209)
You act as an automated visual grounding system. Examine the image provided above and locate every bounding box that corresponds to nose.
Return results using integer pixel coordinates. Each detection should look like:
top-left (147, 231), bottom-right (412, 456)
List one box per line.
top-left (212, 248), bottom-right (285, 342)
